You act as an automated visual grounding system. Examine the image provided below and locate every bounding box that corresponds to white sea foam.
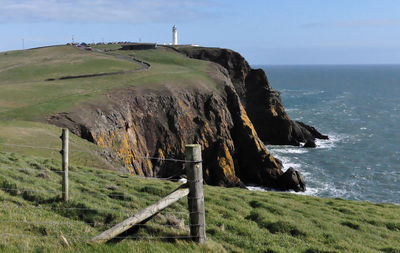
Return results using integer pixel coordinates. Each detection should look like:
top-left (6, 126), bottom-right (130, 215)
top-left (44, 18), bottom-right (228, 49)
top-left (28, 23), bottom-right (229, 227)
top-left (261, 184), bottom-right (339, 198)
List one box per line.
top-left (308, 179), bottom-right (347, 197)
top-left (315, 139), bottom-right (335, 149)
top-left (262, 132), bottom-right (353, 199)
top-left (280, 89), bottom-right (325, 95)
top-left (246, 186), bottom-right (269, 192)
top-left (302, 90), bottom-right (326, 96)
top-left (270, 147), bottom-right (308, 154)
top-left (247, 184), bottom-right (321, 197)
top-left (283, 186), bottom-right (320, 196)
top-left (315, 132), bottom-right (347, 149)
top-left (247, 168), bottom-right (348, 199)
top-left (246, 180), bottom-right (346, 198)
top-left (266, 150), bottom-right (302, 170)
top-left (335, 91), bottom-right (353, 100)
top-left (263, 133), bottom-right (349, 198)
top-left (285, 108), bottom-right (299, 113)
top-left (280, 89), bottom-right (308, 93)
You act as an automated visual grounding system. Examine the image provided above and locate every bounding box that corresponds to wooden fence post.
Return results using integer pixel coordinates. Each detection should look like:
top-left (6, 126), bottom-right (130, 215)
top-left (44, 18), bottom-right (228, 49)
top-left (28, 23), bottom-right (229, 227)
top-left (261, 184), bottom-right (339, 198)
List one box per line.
top-left (61, 128), bottom-right (69, 202)
top-left (185, 144), bottom-right (206, 243)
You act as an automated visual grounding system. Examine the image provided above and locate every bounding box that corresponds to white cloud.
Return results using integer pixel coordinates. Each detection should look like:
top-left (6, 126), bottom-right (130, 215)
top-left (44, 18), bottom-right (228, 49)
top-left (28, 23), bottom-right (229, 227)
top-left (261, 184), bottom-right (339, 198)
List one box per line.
top-left (0, 0), bottom-right (218, 23)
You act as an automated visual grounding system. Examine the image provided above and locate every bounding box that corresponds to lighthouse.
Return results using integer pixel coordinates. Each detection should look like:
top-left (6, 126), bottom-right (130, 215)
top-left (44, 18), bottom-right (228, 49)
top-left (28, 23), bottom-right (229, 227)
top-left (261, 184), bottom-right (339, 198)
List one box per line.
top-left (172, 25), bottom-right (178, 45)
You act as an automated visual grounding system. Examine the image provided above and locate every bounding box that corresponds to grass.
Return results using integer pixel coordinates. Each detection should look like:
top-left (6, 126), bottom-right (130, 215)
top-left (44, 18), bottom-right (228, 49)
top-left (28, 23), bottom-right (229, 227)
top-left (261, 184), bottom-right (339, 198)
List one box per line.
top-left (0, 151), bottom-right (399, 252)
top-left (1, 45), bottom-right (399, 252)
top-left (0, 46), bottom-right (140, 83)
top-left (0, 121), bottom-right (118, 169)
top-left (0, 45), bottom-right (220, 122)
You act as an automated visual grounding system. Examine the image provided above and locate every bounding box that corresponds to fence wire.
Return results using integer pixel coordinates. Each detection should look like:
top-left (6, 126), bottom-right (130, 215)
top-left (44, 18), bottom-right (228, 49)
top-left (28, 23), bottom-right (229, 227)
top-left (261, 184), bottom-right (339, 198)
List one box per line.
top-left (0, 142), bottom-right (201, 163)
top-left (0, 165), bottom-right (200, 184)
top-left (0, 140), bottom-right (204, 243)
top-left (0, 233), bottom-right (196, 240)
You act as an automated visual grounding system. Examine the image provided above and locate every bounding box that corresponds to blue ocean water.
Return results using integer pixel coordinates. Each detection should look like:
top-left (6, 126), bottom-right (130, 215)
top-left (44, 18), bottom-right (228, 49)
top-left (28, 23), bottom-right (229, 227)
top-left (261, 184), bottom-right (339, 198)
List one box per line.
top-left (257, 65), bottom-right (400, 204)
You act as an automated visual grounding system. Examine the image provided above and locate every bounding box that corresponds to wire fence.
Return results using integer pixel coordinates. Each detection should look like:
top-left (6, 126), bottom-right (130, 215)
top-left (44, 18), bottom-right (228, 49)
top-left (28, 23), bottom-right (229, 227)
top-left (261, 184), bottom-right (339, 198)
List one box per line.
top-left (0, 233), bottom-right (197, 241)
top-left (0, 139), bottom-right (206, 244)
top-left (0, 142), bottom-right (201, 163)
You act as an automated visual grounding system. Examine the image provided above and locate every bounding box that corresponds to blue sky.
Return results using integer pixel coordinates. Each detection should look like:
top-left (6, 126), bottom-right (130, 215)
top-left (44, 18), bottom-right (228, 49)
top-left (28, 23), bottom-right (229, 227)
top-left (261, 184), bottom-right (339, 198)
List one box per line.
top-left (0, 0), bottom-right (399, 64)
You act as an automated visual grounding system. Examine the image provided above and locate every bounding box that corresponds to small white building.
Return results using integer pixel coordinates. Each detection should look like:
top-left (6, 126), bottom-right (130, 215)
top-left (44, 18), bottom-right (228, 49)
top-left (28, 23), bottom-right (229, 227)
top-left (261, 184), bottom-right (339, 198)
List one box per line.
top-left (172, 25), bottom-right (178, 45)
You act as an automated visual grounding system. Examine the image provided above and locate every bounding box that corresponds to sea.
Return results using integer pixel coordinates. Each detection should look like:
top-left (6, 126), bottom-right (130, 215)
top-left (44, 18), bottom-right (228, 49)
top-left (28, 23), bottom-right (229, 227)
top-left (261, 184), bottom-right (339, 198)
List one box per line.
top-left (252, 65), bottom-right (400, 204)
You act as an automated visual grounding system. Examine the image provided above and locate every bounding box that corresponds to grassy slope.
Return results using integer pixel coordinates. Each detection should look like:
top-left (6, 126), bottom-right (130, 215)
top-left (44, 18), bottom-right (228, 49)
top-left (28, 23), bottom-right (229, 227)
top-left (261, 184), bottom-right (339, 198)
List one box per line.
top-left (0, 45), bottom-right (218, 122)
top-left (0, 44), bottom-right (219, 168)
top-left (0, 151), bottom-right (399, 253)
top-left (0, 121), bottom-right (117, 169)
top-left (0, 46), bottom-right (140, 83)
top-left (0, 45), bottom-right (399, 252)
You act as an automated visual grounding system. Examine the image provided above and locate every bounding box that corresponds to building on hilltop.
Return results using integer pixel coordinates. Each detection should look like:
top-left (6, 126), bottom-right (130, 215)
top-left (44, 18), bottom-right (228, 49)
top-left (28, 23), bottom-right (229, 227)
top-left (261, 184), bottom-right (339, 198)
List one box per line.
top-left (170, 25), bottom-right (199, 47)
top-left (172, 25), bottom-right (178, 45)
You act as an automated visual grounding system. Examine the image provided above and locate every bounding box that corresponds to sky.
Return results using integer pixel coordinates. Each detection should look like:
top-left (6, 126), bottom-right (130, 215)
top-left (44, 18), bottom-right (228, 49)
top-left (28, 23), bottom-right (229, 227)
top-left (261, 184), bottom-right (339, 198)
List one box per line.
top-left (0, 0), bottom-right (399, 65)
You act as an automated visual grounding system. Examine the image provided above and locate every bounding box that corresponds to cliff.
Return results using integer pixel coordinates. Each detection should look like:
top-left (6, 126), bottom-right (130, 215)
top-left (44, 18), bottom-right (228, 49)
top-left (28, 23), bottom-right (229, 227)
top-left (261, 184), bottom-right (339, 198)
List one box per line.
top-left (48, 45), bottom-right (327, 192)
top-left (174, 46), bottom-right (328, 146)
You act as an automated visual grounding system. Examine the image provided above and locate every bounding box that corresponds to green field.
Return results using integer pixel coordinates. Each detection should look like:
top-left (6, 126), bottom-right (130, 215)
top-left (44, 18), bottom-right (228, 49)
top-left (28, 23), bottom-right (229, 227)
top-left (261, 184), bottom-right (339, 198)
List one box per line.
top-left (0, 45), bottom-right (218, 122)
top-left (0, 121), bottom-right (117, 169)
top-left (0, 151), bottom-right (399, 252)
top-left (0, 45), bottom-right (399, 252)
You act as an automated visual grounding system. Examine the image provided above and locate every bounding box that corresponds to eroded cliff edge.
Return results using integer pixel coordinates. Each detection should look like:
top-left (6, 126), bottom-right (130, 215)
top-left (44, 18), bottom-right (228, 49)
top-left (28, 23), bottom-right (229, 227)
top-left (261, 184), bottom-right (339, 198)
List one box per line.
top-left (48, 46), bottom-right (327, 192)
top-left (175, 46), bottom-right (328, 146)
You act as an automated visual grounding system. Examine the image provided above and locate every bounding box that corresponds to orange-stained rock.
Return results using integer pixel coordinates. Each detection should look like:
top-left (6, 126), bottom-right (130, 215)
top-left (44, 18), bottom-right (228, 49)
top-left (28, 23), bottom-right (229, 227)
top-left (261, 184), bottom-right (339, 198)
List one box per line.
top-left (49, 83), bottom-right (283, 188)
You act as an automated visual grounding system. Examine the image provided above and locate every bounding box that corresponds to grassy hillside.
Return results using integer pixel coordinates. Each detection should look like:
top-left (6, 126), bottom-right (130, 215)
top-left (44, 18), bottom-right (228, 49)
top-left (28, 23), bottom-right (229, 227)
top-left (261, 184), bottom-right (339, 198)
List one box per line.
top-left (0, 151), bottom-right (399, 252)
top-left (0, 45), bottom-right (219, 122)
top-left (0, 121), bottom-right (117, 169)
top-left (0, 45), bottom-right (222, 174)
top-left (0, 46), bottom-right (140, 83)
top-left (0, 45), bottom-right (399, 252)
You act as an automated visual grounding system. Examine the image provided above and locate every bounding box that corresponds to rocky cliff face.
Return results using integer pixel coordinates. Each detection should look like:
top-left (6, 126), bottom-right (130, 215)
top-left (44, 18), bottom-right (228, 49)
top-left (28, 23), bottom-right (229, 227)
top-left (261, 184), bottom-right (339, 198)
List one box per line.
top-left (175, 46), bottom-right (328, 146)
top-left (47, 47), bottom-right (326, 192)
top-left (49, 84), bottom-right (289, 189)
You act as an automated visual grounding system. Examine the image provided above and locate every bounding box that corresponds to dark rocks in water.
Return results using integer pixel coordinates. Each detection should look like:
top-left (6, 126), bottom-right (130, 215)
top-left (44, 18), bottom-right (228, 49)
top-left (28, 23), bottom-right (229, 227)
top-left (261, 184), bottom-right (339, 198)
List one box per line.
top-left (303, 140), bottom-right (317, 148)
top-left (295, 121), bottom-right (329, 140)
top-left (277, 168), bottom-right (306, 192)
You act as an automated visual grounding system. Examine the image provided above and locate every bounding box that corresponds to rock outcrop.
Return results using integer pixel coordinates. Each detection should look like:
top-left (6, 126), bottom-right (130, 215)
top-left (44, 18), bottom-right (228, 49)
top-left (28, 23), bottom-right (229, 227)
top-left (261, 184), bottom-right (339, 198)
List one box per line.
top-left (174, 46), bottom-right (328, 146)
top-left (49, 84), bottom-right (286, 189)
top-left (48, 46), bottom-right (328, 192)
top-left (277, 167), bottom-right (306, 192)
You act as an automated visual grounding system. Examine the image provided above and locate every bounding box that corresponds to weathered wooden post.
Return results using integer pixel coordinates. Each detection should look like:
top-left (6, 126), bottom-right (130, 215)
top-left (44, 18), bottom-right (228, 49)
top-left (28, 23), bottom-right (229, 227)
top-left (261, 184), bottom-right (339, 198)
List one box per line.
top-left (61, 128), bottom-right (69, 201)
top-left (185, 144), bottom-right (206, 243)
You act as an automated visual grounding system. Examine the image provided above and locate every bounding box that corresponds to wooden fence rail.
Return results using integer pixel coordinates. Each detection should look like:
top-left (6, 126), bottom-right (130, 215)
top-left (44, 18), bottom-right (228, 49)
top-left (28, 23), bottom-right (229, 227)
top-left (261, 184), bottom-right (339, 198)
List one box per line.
top-left (89, 143), bottom-right (206, 244)
top-left (89, 185), bottom-right (190, 244)
top-left (57, 129), bottom-right (206, 244)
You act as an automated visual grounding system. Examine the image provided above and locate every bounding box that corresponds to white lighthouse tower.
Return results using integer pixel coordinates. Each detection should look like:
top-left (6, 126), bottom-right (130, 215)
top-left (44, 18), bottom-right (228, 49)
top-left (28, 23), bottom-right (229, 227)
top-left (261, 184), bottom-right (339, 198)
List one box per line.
top-left (172, 25), bottom-right (178, 45)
